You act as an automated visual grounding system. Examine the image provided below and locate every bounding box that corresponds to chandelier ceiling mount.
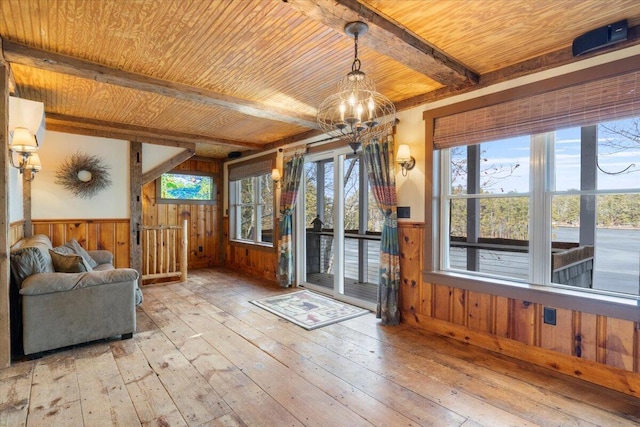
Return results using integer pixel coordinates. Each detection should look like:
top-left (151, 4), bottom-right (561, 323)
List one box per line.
top-left (317, 21), bottom-right (396, 153)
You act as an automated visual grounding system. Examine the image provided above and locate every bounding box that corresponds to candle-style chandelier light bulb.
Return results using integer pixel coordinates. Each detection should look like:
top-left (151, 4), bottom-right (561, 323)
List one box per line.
top-left (317, 21), bottom-right (396, 153)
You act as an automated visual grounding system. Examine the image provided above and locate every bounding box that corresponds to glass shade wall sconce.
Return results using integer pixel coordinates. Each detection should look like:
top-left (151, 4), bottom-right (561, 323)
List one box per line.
top-left (396, 144), bottom-right (415, 176)
top-left (271, 168), bottom-right (282, 189)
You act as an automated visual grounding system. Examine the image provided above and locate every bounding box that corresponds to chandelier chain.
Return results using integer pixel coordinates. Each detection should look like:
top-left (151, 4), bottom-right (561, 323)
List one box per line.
top-left (351, 32), bottom-right (361, 73)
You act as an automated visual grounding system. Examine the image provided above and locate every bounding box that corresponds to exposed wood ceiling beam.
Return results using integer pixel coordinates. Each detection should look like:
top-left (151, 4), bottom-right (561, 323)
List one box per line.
top-left (0, 40), bottom-right (16, 95)
top-left (395, 25), bottom-right (640, 111)
top-left (2, 39), bottom-right (319, 129)
top-left (285, 0), bottom-right (478, 87)
top-left (262, 128), bottom-right (326, 151)
top-left (46, 113), bottom-right (263, 150)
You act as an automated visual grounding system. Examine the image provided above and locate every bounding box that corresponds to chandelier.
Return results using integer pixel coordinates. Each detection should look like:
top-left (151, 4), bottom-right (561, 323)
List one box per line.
top-left (317, 21), bottom-right (396, 153)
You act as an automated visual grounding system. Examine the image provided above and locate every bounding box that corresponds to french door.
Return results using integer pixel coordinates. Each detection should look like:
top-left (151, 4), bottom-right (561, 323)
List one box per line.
top-left (295, 148), bottom-right (382, 310)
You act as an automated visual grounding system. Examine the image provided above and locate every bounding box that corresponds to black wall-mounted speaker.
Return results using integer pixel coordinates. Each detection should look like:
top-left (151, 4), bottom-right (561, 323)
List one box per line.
top-left (227, 151), bottom-right (242, 159)
top-left (572, 20), bottom-right (628, 57)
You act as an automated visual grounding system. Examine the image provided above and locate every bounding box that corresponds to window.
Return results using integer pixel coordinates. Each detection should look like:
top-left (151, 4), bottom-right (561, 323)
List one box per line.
top-left (228, 156), bottom-right (276, 246)
top-left (440, 119), bottom-right (640, 296)
top-left (444, 136), bottom-right (530, 281)
top-left (156, 171), bottom-right (215, 204)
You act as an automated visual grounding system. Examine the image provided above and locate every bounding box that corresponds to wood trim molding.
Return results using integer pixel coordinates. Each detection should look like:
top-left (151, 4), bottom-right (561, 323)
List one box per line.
top-left (423, 53), bottom-right (640, 122)
top-left (32, 218), bottom-right (130, 224)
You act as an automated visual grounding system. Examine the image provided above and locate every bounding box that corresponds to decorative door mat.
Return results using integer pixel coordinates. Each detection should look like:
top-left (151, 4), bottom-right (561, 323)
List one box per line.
top-left (251, 290), bottom-right (369, 330)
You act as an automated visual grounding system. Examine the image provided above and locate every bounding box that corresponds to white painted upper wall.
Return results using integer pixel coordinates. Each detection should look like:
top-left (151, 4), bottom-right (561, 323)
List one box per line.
top-left (8, 165), bottom-right (23, 223)
top-left (31, 131), bottom-right (130, 219)
top-left (9, 131), bottom-right (188, 222)
top-left (395, 107), bottom-right (426, 223)
top-left (142, 143), bottom-right (185, 173)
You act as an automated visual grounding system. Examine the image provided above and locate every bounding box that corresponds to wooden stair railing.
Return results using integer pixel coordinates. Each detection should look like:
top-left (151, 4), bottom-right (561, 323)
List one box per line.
top-left (142, 219), bottom-right (188, 285)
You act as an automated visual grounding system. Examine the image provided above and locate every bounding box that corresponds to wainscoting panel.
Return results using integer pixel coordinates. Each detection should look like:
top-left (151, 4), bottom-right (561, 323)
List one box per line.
top-left (9, 222), bottom-right (24, 246)
top-left (223, 217), bottom-right (278, 282)
top-left (31, 219), bottom-right (130, 268)
top-left (397, 222), bottom-right (640, 398)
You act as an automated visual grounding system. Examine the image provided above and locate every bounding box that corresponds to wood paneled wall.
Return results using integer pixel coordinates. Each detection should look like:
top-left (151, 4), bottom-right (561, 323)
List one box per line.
top-left (223, 217), bottom-right (278, 282)
top-left (142, 158), bottom-right (223, 273)
top-left (9, 222), bottom-right (24, 246)
top-left (397, 222), bottom-right (640, 398)
top-left (31, 219), bottom-right (130, 268)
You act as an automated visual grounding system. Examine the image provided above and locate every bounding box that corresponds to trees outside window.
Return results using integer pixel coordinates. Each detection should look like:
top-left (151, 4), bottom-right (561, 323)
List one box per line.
top-left (442, 118), bottom-right (640, 296)
top-left (230, 173), bottom-right (274, 245)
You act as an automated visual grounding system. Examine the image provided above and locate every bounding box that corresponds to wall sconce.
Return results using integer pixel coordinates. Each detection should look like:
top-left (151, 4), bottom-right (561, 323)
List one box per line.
top-left (23, 153), bottom-right (42, 181)
top-left (396, 144), bottom-right (415, 176)
top-left (9, 127), bottom-right (40, 176)
top-left (9, 96), bottom-right (46, 179)
top-left (271, 168), bottom-right (281, 189)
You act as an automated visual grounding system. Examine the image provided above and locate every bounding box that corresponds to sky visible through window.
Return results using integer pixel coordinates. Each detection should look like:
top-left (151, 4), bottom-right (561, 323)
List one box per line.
top-left (448, 118), bottom-right (640, 294)
top-left (458, 118), bottom-right (640, 194)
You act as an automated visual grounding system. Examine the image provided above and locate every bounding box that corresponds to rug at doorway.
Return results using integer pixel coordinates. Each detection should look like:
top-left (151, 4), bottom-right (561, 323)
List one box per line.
top-left (251, 290), bottom-right (369, 330)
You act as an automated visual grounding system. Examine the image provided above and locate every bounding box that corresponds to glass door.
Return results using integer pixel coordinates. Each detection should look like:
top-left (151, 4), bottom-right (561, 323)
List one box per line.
top-left (295, 148), bottom-right (381, 310)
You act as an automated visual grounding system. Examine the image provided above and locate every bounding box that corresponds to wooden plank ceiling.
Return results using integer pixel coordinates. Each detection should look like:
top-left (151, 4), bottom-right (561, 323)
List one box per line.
top-left (1, 0), bottom-right (639, 158)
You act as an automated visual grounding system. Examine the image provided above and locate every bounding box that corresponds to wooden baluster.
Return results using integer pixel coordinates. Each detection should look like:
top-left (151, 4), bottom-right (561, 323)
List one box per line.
top-left (181, 219), bottom-right (188, 283)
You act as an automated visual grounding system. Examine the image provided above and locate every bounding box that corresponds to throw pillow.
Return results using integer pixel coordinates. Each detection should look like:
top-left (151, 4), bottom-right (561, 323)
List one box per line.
top-left (63, 239), bottom-right (98, 268)
top-left (49, 250), bottom-right (94, 273)
top-left (10, 247), bottom-right (49, 287)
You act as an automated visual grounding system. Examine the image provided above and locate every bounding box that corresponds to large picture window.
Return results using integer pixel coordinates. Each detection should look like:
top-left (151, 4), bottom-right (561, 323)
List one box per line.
top-left (440, 119), bottom-right (640, 296)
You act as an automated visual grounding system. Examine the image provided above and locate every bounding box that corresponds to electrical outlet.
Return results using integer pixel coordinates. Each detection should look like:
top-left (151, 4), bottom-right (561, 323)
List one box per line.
top-left (543, 307), bottom-right (557, 325)
top-left (198, 246), bottom-right (203, 252)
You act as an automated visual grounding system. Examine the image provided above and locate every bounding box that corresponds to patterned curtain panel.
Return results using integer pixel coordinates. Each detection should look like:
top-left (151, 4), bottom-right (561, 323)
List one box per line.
top-left (277, 154), bottom-right (304, 287)
top-left (363, 134), bottom-right (400, 325)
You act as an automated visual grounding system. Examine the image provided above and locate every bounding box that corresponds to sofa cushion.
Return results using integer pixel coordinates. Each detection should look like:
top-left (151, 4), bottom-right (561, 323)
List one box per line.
top-left (10, 234), bottom-right (55, 274)
top-left (87, 250), bottom-right (113, 266)
top-left (49, 250), bottom-right (94, 273)
top-left (58, 239), bottom-right (98, 268)
top-left (19, 269), bottom-right (139, 296)
top-left (9, 247), bottom-right (50, 288)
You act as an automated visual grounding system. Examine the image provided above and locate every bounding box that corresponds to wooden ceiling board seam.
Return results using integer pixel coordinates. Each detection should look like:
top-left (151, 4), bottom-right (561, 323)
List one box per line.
top-left (187, 7), bottom-right (345, 103)
top-left (156, 2), bottom-right (234, 83)
top-left (140, 1), bottom-right (236, 83)
top-left (191, 3), bottom-right (259, 75)
top-left (189, 2), bottom-right (274, 90)
top-left (115, 1), bottom-right (183, 77)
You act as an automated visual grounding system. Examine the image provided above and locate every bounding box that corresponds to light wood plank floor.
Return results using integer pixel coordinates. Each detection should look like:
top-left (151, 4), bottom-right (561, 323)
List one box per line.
top-left (1, 268), bottom-right (639, 426)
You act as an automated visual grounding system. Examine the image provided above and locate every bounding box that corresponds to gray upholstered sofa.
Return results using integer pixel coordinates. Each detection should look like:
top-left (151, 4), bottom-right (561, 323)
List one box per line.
top-left (9, 234), bottom-right (142, 356)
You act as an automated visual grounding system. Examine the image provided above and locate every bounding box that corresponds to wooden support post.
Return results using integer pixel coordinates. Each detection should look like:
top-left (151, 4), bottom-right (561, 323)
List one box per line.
top-left (0, 41), bottom-right (11, 367)
top-left (130, 141), bottom-right (142, 275)
top-left (23, 174), bottom-right (32, 237)
top-left (180, 219), bottom-right (188, 283)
